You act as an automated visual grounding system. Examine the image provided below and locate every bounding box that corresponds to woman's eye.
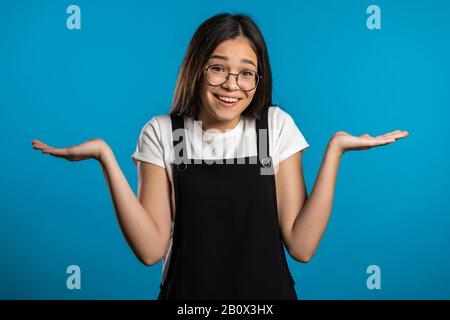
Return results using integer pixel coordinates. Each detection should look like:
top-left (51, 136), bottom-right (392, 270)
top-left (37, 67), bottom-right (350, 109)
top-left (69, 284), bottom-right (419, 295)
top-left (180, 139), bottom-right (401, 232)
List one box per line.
top-left (242, 70), bottom-right (255, 77)
top-left (211, 65), bottom-right (226, 72)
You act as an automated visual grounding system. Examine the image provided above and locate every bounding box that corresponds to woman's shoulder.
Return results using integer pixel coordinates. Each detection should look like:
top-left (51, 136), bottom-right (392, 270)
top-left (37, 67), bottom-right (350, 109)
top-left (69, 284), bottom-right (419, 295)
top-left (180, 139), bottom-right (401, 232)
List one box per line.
top-left (134, 114), bottom-right (175, 151)
top-left (140, 113), bottom-right (173, 133)
top-left (267, 104), bottom-right (299, 129)
top-left (145, 113), bottom-right (171, 125)
top-left (266, 104), bottom-right (309, 162)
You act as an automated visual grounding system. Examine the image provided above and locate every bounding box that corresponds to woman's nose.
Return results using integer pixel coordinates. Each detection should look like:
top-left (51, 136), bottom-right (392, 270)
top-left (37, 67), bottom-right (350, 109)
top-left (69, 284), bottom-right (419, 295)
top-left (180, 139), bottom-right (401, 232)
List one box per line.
top-left (222, 74), bottom-right (240, 91)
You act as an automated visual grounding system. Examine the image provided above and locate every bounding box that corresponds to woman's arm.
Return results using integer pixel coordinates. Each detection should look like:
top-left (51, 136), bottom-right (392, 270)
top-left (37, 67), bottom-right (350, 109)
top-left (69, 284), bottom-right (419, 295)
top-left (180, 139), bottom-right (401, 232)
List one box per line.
top-left (276, 130), bottom-right (408, 263)
top-left (32, 138), bottom-right (172, 266)
top-left (276, 141), bottom-right (341, 263)
top-left (99, 145), bottom-right (172, 266)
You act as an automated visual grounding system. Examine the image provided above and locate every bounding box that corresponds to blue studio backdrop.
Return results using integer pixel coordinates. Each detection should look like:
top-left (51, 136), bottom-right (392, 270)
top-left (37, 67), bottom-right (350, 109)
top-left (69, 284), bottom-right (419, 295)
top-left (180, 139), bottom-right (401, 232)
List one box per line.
top-left (1, 0), bottom-right (449, 299)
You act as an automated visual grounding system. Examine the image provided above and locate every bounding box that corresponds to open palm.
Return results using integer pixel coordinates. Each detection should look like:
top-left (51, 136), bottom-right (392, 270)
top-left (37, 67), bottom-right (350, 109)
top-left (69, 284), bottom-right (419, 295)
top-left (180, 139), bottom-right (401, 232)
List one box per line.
top-left (31, 138), bottom-right (106, 161)
top-left (332, 130), bottom-right (409, 154)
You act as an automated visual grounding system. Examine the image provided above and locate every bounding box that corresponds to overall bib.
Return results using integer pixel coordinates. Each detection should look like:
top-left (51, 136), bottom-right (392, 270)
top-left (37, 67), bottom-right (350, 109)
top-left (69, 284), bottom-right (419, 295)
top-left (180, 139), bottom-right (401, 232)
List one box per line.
top-left (157, 106), bottom-right (298, 300)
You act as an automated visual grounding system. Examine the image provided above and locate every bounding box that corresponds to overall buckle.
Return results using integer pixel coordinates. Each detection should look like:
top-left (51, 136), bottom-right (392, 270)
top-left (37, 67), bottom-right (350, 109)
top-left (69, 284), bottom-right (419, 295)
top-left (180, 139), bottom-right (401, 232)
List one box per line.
top-left (260, 156), bottom-right (272, 168)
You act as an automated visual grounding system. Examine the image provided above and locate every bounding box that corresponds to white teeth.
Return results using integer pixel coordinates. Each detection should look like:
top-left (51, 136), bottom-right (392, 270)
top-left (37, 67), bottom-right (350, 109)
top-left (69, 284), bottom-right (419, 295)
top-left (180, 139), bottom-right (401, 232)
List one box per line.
top-left (217, 95), bottom-right (239, 103)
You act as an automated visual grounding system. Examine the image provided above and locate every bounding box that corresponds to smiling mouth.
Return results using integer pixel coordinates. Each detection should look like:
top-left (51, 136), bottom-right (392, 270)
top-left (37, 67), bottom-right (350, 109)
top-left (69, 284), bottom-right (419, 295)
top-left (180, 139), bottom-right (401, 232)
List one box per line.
top-left (213, 94), bottom-right (243, 103)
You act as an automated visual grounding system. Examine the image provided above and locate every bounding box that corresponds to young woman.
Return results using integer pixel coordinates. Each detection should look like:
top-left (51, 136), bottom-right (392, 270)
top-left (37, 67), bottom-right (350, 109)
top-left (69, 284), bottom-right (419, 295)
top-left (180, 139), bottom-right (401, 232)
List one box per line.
top-left (32, 13), bottom-right (408, 300)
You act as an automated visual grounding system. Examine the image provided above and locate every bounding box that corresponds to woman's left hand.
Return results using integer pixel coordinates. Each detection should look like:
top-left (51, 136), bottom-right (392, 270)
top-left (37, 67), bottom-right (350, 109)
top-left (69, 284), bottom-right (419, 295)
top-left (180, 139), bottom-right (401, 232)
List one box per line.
top-left (329, 130), bottom-right (409, 155)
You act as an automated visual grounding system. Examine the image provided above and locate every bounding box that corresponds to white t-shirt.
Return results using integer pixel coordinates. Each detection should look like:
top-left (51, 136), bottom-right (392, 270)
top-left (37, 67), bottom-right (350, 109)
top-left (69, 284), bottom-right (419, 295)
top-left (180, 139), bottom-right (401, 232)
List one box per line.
top-left (131, 105), bottom-right (309, 283)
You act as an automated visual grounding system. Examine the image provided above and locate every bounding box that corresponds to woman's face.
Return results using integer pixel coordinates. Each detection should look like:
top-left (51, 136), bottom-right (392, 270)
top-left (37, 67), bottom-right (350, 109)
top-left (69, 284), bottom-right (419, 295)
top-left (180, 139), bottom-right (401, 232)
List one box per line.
top-left (199, 37), bottom-right (258, 128)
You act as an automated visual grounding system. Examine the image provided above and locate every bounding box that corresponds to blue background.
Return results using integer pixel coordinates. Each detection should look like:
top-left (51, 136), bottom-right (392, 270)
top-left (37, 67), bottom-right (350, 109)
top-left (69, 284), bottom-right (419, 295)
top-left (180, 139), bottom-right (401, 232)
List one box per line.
top-left (1, 0), bottom-right (449, 299)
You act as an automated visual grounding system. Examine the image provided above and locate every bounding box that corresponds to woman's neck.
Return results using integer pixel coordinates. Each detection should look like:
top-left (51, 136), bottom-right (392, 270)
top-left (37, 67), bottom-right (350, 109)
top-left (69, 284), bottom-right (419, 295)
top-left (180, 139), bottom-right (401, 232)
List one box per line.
top-left (196, 110), bottom-right (241, 133)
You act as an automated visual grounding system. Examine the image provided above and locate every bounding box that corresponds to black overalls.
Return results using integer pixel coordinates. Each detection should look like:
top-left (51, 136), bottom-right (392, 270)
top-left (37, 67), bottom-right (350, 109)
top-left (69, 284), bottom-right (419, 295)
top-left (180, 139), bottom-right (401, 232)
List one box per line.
top-left (157, 106), bottom-right (298, 300)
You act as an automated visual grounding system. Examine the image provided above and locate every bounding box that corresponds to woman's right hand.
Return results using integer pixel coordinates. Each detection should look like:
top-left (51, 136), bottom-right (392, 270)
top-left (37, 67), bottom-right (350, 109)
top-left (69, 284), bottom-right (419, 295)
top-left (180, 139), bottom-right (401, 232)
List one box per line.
top-left (31, 138), bottom-right (109, 162)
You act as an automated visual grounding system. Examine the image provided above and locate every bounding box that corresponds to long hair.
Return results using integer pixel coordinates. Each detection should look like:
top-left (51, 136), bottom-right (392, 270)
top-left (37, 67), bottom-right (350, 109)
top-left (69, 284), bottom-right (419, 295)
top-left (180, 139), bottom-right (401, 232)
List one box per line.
top-left (169, 13), bottom-right (273, 120)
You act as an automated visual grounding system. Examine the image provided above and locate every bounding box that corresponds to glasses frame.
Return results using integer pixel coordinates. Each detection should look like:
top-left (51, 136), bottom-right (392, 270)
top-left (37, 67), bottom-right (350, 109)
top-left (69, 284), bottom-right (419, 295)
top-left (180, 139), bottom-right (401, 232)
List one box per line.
top-left (203, 64), bottom-right (262, 91)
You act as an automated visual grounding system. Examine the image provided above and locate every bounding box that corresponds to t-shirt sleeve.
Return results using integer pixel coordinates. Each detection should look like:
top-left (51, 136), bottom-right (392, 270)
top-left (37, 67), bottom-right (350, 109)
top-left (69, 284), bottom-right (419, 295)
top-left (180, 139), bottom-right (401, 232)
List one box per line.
top-left (131, 116), bottom-right (165, 168)
top-left (271, 106), bottom-right (310, 164)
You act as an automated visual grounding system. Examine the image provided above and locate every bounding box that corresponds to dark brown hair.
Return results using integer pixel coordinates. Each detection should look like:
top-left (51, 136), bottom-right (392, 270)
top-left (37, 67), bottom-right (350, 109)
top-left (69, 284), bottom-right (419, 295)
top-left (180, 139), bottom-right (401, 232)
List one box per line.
top-left (169, 13), bottom-right (273, 120)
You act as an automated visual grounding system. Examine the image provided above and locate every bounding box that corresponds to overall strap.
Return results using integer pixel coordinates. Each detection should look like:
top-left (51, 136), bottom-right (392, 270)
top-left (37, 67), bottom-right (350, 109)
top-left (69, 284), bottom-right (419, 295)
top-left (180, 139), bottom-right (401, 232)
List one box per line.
top-left (170, 112), bottom-right (187, 164)
top-left (255, 106), bottom-right (271, 162)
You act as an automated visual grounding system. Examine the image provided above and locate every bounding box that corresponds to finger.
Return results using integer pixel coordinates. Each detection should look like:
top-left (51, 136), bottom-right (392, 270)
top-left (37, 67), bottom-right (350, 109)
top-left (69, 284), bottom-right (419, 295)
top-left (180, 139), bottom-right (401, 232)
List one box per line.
top-left (42, 147), bottom-right (69, 156)
top-left (32, 144), bottom-right (43, 150)
top-left (375, 131), bottom-right (409, 141)
top-left (390, 131), bottom-right (409, 140)
top-left (375, 130), bottom-right (409, 139)
top-left (367, 140), bottom-right (395, 148)
top-left (33, 142), bottom-right (50, 150)
top-left (378, 138), bottom-right (396, 144)
top-left (375, 130), bottom-right (401, 138)
top-left (363, 137), bottom-right (395, 146)
top-left (33, 144), bottom-right (47, 151)
top-left (34, 141), bottom-right (67, 152)
top-left (32, 141), bottom-right (51, 149)
top-left (375, 137), bottom-right (396, 145)
top-left (31, 139), bottom-right (46, 145)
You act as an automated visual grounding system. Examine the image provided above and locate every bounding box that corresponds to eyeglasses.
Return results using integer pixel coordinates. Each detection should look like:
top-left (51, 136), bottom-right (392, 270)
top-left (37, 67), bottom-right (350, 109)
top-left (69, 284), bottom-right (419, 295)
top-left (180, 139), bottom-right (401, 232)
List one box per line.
top-left (204, 64), bottom-right (262, 91)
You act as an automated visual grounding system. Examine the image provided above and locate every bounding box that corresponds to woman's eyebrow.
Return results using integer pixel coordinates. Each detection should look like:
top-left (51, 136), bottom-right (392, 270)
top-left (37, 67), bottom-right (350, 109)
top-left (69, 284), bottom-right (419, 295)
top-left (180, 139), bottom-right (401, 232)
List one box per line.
top-left (209, 54), bottom-right (256, 68)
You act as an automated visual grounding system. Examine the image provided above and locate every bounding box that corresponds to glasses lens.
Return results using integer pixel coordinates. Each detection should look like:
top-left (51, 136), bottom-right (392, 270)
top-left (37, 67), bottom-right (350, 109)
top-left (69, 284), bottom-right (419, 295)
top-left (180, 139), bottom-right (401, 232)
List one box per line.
top-left (206, 65), bottom-right (227, 85)
top-left (237, 70), bottom-right (258, 91)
